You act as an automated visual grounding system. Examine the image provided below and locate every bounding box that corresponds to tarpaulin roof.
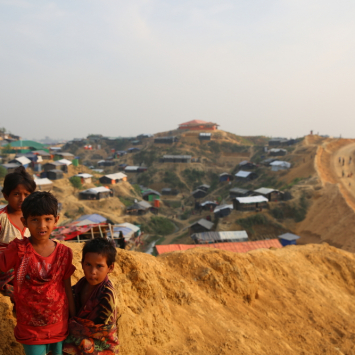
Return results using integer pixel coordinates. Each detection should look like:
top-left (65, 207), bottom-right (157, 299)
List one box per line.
top-left (80, 186), bottom-right (110, 194)
top-left (12, 156), bottom-right (31, 165)
top-left (235, 196), bottom-right (268, 204)
top-left (51, 221), bottom-right (106, 240)
top-left (75, 173), bottom-right (93, 178)
top-left (34, 178), bottom-right (53, 185)
top-left (270, 161), bottom-right (291, 168)
top-left (254, 187), bottom-right (278, 195)
top-left (58, 159), bottom-right (72, 166)
top-left (213, 204), bottom-right (233, 213)
top-left (235, 170), bottom-right (252, 178)
top-left (104, 172), bottom-right (127, 180)
top-left (76, 214), bottom-right (107, 223)
top-left (200, 200), bottom-right (218, 207)
top-left (278, 233), bottom-right (300, 241)
top-left (156, 239), bottom-right (282, 255)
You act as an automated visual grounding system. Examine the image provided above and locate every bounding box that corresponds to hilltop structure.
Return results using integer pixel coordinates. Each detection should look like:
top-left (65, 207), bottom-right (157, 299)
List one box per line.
top-left (178, 120), bottom-right (219, 131)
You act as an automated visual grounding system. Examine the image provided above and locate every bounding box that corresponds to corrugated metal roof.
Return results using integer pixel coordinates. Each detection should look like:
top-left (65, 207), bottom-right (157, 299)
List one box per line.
top-left (142, 189), bottom-right (161, 197)
top-left (192, 231), bottom-right (248, 242)
top-left (190, 218), bottom-right (214, 230)
top-left (163, 155), bottom-right (192, 159)
top-left (156, 239), bottom-right (282, 255)
top-left (235, 170), bottom-right (252, 178)
top-left (125, 166), bottom-right (140, 171)
top-left (219, 231), bottom-right (248, 241)
top-left (278, 233), bottom-right (300, 241)
top-left (254, 187), bottom-right (277, 195)
top-left (199, 133), bottom-right (212, 136)
top-left (235, 196), bottom-right (268, 204)
top-left (138, 200), bottom-right (151, 208)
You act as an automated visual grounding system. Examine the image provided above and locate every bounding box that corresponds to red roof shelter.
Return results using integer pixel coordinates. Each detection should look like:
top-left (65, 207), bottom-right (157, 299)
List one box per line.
top-left (155, 239), bottom-right (282, 255)
top-left (178, 120), bottom-right (219, 131)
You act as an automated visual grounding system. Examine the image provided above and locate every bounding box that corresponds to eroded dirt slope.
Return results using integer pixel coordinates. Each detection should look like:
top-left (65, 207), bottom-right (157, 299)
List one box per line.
top-left (1, 243), bottom-right (355, 355)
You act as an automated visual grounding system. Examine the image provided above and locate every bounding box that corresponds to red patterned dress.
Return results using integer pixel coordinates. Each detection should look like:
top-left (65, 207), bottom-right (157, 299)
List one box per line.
top-left (0, 238), bottom-right (75, 345)
top-left (63, 276), bottom-right (119, 354)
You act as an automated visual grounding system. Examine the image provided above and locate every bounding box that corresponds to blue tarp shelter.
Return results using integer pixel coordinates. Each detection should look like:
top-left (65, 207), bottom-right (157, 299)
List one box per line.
top-left (278, 233), bottom-right (300, 246)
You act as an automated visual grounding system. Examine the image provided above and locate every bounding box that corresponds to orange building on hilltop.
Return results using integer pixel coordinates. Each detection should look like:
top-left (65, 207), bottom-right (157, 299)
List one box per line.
top-left (178, 120), bottom-right (219, 131)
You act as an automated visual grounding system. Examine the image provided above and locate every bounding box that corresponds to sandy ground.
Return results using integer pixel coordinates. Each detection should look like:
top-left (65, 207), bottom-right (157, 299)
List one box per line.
top-left (1, 242), bottom-right (355, 355)
top-left (296, 137), bottom-right (355, 251)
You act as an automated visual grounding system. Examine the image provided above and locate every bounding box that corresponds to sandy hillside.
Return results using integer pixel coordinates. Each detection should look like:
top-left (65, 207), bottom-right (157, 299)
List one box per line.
top-left (296, 137), bottom-right (355, 252)
top-left (1, 242), bottom-right (355, 355)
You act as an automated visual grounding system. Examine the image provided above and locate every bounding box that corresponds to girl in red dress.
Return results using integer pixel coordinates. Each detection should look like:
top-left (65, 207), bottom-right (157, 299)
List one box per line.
top-left (0, 191), bottom-right (76, 355)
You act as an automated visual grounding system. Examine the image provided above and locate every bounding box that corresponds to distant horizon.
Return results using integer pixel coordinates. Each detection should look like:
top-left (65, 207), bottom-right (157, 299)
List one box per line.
top-left (1, 1), bottom-right (355, 140)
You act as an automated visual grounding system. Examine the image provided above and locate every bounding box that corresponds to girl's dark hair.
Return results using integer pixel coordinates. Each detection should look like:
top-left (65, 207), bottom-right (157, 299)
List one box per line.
top-left (82, 238), bottom-right (117, 267)
top-left (21, 191), bottom-right (58, 219)
top-left (2, 166), bottom-right (36, 196)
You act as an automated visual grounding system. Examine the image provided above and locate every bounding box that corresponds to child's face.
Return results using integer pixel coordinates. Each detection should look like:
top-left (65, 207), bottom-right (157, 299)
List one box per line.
top-left (21, 214), bottom-right (59, 241)
top-left (4, 184), bottom-right (31, 212)
top-left (82, 253), bottom-right (114, 287)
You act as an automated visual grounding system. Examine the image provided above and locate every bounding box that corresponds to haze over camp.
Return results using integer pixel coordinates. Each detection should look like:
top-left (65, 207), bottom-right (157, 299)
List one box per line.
top-left (2, 1), bottom-right (355, 354)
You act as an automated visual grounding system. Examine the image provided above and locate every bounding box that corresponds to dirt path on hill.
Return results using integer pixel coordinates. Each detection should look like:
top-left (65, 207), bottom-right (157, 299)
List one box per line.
top-left (296, 137), bottom-right (355, 252)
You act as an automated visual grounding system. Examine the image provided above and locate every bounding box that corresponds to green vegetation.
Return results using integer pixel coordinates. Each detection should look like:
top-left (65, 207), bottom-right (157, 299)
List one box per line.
top-left (269, 194), bottom-right (309, 222)
top-left (0, 166), bottom-right (7, 178)
top-left (164, 200), bottom-right (182, 208)
top-left (137, 169), bottom-right (157, 186)
top-left (208, 141), bottom-right (250, 155)
top-left (163, 171), bottom-right (186, 189)
top-left (119, 196), bottom-right (134, 207)
top-left (182, 168), bottom-right (205, 188)
top-left (132, 184), bottom-right (142, 196)
top-left (250, 145), bottom-right (267, 164)
top-left (69, 176), bottom-right (82, 190)
top-left (141, 216), bottom-right (175, 236)
top-left (180, 208), bottom-right (192, 220)
top-left (133, 150), bottom-right (158, 167)
top-left (281, 177), bottom-right (303, 191)
top-left (237, 214), bottom-right (269, 233)
top-left (207, 171), bottom-right (219, 191)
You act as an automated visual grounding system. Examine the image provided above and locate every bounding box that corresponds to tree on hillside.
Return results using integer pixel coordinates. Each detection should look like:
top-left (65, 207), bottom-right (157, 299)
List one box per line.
top-left (0, 166), bottom-right (7, 179)
top-left (69, 176), bottom-right (82, 192)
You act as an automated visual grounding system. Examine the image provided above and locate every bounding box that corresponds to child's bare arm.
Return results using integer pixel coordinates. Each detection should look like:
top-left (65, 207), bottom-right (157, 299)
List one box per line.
top-left (64, 278), bottom-right (76, 318)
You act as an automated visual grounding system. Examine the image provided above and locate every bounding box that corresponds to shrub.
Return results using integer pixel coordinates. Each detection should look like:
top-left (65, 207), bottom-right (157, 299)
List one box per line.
top-left (69, 176), bottom-right (82, 190)
top-left (149, 216), bottom-right (175, 236)
top-left (163, 171), bottom-right (186, 189)
top-left (0, 166), bottom-right (7, 178)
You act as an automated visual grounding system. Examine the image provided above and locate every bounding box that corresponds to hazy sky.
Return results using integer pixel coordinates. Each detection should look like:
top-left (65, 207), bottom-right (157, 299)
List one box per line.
top-left (1, 0), bottom-right (355, 140)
